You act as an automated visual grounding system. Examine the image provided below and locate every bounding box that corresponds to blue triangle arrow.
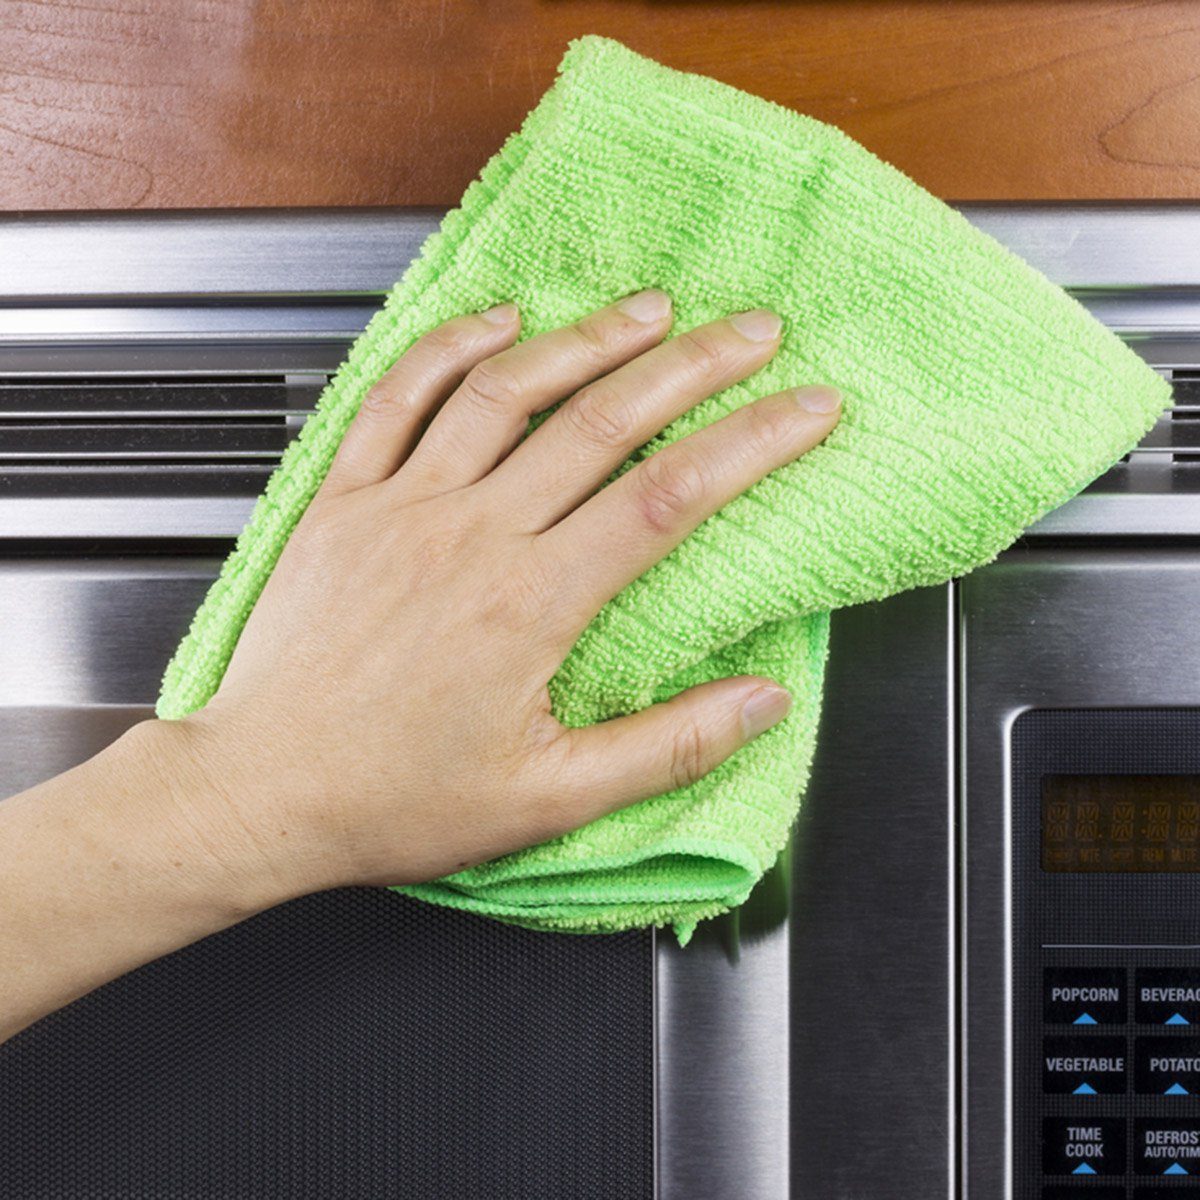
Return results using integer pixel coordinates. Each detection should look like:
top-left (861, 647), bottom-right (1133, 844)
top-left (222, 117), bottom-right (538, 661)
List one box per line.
top-left (1166, 1082), bottom-right (1190, 1095)
top-left (1074, 1081), bottom-right (1098, 1094)
top-left (1074, 1011), bottom-right (1098, 1025)
top-left (1166, 1012), bottom-right (1191, 1025)
top-left (1165, 1163), bottom-right (1190, 1175)
top-left (1073, 1163), bottom-right (1097, 1175)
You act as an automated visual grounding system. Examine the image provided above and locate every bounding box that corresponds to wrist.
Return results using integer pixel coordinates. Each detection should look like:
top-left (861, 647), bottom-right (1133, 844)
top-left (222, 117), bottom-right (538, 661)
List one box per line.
top-left (113, 714), bottom-right (327, 917)
top-left (0, 712), bottom-right (319, 1043)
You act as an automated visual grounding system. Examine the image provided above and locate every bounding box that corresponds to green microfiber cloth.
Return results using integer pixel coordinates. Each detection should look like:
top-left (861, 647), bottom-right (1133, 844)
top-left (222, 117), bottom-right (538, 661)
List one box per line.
top-left (156, 34), bottom-right (1171, 944)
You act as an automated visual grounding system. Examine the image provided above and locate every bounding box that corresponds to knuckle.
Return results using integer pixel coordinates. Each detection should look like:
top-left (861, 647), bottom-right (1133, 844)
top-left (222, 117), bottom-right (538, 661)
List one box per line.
top-left (418, 322), bottom-right (473, 364)
top-left (636, 450), bottom-right (706, 532)
top-left (459, 357), bottom-right (522, 416)
top-left (675, 327), bottom-right (729, 376)
top-left (359, 380), bottom-right (414, 419)
top-left (564, 318), bottom-right (617, 369)
top-left (742, 398), bottom-right (798, 454)
top-left (563, 381), bottom-right (633, 448)
top-left (668, 718), bottom-right (709, 791)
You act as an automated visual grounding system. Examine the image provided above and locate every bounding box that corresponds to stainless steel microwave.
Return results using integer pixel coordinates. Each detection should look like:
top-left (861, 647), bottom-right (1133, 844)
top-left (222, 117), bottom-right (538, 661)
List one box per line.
top-left (1, 205), bottom-right (1198, 1199)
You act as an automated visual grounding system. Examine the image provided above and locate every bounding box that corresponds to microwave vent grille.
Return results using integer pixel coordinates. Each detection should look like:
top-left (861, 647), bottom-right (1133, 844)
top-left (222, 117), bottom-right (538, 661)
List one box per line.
top-left (0, 374), bottom-right (326, 501)
top-left (1161, 372), bottom-right (1200, 462)
top-left (1107, 370), bottom-right (1200, 466)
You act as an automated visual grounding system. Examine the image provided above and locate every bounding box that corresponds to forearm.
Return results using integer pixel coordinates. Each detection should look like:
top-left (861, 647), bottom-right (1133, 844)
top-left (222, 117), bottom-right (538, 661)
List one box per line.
top-left (0, 718), bottom-right (302, 1045)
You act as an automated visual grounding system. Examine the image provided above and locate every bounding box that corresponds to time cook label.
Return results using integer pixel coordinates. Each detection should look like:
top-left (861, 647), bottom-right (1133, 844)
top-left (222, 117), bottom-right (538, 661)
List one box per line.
top-left (1043, 1117), bottom-right (1125, 1175)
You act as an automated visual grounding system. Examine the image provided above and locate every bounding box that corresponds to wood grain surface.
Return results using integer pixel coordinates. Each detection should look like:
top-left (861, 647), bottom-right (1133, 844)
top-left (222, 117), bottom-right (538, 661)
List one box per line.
top-left (2, 0), bottom-right (1199, 210)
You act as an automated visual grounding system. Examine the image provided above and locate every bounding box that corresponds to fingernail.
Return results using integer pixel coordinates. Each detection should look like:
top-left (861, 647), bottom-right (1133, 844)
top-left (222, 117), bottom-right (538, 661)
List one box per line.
top-left (730, 308), bottom-right (783, 342)
top-left (618, 288), bottom-right (672, 323)
top-left (792, 385), bottom-right (842, 414)
top-left (482, 302), bottom-right (518, 325)
top-left (740, 684), bottom-right (793, 740)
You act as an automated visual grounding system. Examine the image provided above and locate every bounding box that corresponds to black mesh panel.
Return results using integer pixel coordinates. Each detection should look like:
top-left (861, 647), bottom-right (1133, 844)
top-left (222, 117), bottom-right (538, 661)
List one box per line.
top-left (0, 889), bottom-right (654, 1199)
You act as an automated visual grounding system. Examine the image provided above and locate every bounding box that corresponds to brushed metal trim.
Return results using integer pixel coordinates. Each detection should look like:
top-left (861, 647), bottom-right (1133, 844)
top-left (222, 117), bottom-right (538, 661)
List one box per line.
top-left (0, 208), bottom-right (440, 301)
top-left (0, 304), bottom-right (378, 342)
top-left (655, 876), bottom-right (790, 1200)
top-left (789, 586), bottom-right (955, 1198)
top-left (0, 497), bottom-right (260, 539)
top-left (1, 296), bottom-right (1194, 345)
top-left (959, 203), bottom-right (1200, 289)
top-left (4, 204), bottom-right (1200, 298)
top-left (1026, 493), bottom-right (1200, 538)
top-left (0, 558), bottom-right (219, 708)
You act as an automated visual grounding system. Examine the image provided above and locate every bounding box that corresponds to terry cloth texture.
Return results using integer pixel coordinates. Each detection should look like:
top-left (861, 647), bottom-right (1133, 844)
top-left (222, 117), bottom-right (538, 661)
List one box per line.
top-left (157, 34), bottom-right (1171, 944)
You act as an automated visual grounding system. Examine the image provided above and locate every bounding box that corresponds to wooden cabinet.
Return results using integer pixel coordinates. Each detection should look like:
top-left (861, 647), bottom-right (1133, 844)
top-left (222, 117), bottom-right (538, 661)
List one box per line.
top-left (2, 0), bottom-right (1197, 209)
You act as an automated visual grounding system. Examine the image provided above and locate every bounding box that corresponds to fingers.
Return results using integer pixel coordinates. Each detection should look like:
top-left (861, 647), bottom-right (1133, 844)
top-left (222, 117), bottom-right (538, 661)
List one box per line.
top-left (534, 677), bottom-right (793, 832)
top-left (323, 304), bottom-right (522, 496)
top-left (538, 383), bottom-right (842, 644)
top-left (487, 309), bottom-right (788, 531)
top-left (398, 289), bottom-right (674, 495)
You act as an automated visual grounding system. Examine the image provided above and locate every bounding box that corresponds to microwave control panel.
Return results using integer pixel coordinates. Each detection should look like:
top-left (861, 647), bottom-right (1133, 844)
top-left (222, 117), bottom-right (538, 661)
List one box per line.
top-left (1014, 710), bottom-right (1200, 1200)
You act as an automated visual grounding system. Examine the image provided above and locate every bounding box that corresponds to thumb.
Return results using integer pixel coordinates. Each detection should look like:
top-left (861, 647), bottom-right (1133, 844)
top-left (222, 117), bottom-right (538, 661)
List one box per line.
top-left (541, 676), bottom-right (793, 829)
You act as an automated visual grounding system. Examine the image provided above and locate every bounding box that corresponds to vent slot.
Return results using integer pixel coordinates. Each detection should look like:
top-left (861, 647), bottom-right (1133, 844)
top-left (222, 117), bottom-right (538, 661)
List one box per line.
top-left (1163, 373), bottom-right (1200, 463)
top-left (0, 374), bottom-right (326, 500)
top-left (1083, 369), bottom-right (1200, 486)
top-left (1121, 371), bottom-right (1200, 460)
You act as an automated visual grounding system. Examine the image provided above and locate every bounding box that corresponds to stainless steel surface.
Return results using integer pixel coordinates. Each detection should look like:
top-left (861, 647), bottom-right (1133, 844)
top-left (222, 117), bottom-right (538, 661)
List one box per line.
top-left (0, 560), bottom-right (215, 708)
top-left (656, 863), bottom-right (791, 1199)
top-left (1028, 491), bottom-right (1200, 538)
top-left (0, 304), bottom-right (380, 342)
top-left (0, 496), bottom-right (266, 541)
top-left (959, 204), bottom-right (1200, 289)
top-left (791, 586), bottom-right (956, 1198)
top-left (0, 209), bottom-right (441, 301)
top-left (960, 548), bottom-right (1200, 1199)
top-left (4, 204), bottom-right (1200, 298)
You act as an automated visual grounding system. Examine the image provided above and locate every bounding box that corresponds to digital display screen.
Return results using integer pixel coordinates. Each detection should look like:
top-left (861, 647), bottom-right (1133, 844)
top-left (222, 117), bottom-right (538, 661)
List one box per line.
top-left (1042, 775), bottom-right (1200, 872)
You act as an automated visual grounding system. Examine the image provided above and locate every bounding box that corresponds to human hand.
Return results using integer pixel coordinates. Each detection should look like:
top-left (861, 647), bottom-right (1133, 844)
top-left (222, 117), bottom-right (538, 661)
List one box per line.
top-left (153, 289), bottom-right (841, 899)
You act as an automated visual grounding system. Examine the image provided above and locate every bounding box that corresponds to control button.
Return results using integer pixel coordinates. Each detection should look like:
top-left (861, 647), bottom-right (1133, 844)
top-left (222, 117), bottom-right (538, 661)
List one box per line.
top-left (1045, 968), bottom-right (1126, 1025)
top-left (1044, 1036), bottom-right (1126, 1094)
top-left (1136, 1118), bottom-right (1200, 1176)
top-left (1135, 1037), bottom-right (1200, 1095)
top-left (1043, 1118), bottom-right (1125, 1176)
top-left (1136, 968), bottom-right (1200, 1025)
